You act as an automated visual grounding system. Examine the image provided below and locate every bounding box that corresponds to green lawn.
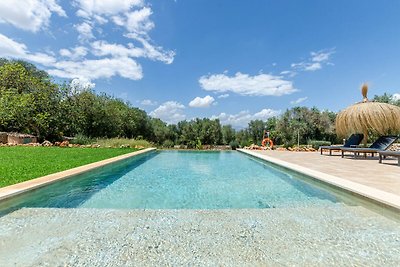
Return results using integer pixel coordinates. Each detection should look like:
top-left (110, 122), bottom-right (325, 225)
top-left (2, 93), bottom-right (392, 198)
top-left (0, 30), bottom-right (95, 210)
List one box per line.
top-left (0, 146), bottom-right (138, 187)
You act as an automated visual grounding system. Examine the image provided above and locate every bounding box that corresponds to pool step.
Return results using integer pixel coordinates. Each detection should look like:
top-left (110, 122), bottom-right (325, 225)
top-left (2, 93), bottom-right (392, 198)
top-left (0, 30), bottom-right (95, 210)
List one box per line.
top-left (1, 206), bottom-right (400, 266)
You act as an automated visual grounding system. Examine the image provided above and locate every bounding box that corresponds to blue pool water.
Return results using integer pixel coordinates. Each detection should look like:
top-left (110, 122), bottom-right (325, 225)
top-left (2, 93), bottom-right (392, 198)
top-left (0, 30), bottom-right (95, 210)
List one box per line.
top-left (1, 151), bottom-right (342, 212)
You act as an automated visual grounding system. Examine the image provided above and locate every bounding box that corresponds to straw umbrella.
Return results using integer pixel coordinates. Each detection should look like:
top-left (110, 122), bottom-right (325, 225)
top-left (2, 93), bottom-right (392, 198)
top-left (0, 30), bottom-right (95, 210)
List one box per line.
top-left (335, 84), bottom-right (400, 145)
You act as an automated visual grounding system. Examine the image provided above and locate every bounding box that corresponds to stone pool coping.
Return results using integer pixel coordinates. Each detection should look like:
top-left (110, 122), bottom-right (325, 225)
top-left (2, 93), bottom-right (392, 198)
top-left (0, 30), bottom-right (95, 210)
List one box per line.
top-left (0, 148), bottom-right (156, 201)
top-left (238, 149), bottom-right (400, 212)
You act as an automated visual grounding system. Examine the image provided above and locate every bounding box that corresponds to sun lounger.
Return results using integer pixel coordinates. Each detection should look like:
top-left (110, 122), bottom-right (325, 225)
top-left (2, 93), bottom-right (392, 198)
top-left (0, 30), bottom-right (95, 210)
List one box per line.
top-left (341, 135), bottom-right (398, 158)
top-left (320, 133), bottom-right (364, 155)
top-left (379, 151), bottom-right (400, 166)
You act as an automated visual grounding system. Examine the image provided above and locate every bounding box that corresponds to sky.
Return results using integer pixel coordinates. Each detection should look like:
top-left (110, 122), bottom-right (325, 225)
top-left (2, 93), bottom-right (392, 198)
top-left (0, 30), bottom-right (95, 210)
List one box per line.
top-left (1, 0), bottom-right (400, 128)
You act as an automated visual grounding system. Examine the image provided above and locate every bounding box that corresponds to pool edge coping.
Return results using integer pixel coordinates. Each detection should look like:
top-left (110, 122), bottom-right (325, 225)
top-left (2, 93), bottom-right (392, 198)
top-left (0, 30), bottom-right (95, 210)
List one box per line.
top-left (237, 149), bottom-right (400, 212)
top-left (0, 148), bottom-right (156, 201)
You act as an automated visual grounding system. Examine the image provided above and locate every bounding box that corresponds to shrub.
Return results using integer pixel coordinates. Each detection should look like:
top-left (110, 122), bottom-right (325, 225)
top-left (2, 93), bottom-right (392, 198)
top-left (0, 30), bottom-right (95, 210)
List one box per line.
top-left (162, 139), bottom-right (174, 148)
top-left (239, 139), bottom-right (252, 148)
top-left (71, 134), bottom-right (94, 145)
top-left (95, 138), bottom-right (152, 148)
top-left (308, 140), bottom-right (331, 150)
top-left (195, 138), bottom-right (203, 150)
top-left (229, 140), bottom-right (240, 150)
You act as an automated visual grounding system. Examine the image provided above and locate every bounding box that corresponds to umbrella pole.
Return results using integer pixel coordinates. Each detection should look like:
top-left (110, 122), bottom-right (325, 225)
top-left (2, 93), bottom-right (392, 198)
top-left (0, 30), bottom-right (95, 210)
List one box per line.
top-left (362, 130), bottom-right (368, 147)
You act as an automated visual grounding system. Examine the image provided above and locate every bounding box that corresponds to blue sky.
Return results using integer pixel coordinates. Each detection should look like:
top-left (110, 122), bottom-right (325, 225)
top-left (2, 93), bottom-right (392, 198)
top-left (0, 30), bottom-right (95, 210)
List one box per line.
top-left (1, 0), bottom-right (400, 127)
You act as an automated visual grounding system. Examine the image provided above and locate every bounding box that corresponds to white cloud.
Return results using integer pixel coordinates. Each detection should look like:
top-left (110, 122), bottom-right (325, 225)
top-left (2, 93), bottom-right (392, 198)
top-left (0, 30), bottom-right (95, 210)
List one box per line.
top-left (304, 62), bottom-right (321, 71)
top-left (311, 50), bottom-right (333, 62)
top-left (69, 77), bottom-right (95, 93)
top-left (91, 40), bottom-right (142, 57)
top-left (280, 70), bottom-right (297, 78)
top-left (0, 33), bottom-right (56, 65)
top-left (0, 33), bottom-right (144, 81)
top-left (140, 99), bottom-right (157, 106)
top-left (253, 109), bottom-right (280, 119)
top-left (75, 22), bottom-right (94, 41)
top-left (218, 94), bottom-right (229, 99)
top-left (189, 95), bottom-right (215, 108)
top-left (71, 0), bottom-right (174, 79)
top-left (0, 1), bottom-right (174, 83)
top-left (150, 101), bottom-right (186, 124)
top-left (0, 0), bottom-right (66, 32)
top-left (74, 0), bottom-right (175, 63)
top-left (290, 97), bottom-right (308, 105)
top-left (291, 49), bottom-right (335, 72)
top-left (0, 34), bottom-right (31, 57)
top-left (211, 109), bottom-right (280, 128)
top-left (392, 93), bottom-right (400, 101)
top-left (199, 72), bottom-right (297, 97)
top-left (91, 39), bottom-right (174, 64)
top-left (125, 7), bottom-right (154, 34)
top-left (47, 57), bottom-right (143, 80)
top-left (74, 0), bottom-right (152, 38)
top-left (75, 0), bottom-right (143, 17)
top-left (124, 34), bottom-right (175, 64)
top-left (59, 46), bottom-right (88, 60)
top-left (24, 52), bottom-right (56, 65)
top-left (291, 62), bottom-right (322, 71)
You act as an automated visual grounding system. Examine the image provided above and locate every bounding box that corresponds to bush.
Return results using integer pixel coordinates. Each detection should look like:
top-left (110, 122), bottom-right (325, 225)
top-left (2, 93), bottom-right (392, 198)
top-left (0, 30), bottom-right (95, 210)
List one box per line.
top-left (239, 139), bottom-right (252, 148)
top-left (162, 139), bottom-right (174, 148)
top-left (71, 134), bottom-right (94, 145)
top-left (195, 138), bottom-right (203, 150)
top-left (95, 138), bottom-right (152, 148)
top-left (229, 140), bottom-right (240, 150)
top-left (308, 140), bottom-right (331, 150)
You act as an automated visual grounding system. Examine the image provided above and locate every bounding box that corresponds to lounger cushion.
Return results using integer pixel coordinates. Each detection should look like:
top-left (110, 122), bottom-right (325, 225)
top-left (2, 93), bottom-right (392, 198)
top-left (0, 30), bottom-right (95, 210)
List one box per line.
top-left (343, 134), bottom-right (364, 147)
top-left (370, 136), bottom-right (398, 150)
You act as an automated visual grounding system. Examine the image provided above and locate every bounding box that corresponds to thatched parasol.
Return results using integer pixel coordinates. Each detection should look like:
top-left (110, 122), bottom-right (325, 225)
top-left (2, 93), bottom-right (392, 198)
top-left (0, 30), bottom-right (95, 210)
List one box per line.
top-left (335, 84), bottom-right (400, 145)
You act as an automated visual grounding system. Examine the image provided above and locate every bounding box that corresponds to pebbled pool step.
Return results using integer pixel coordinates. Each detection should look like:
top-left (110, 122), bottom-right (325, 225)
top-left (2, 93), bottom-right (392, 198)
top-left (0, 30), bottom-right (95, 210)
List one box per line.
top-left (1, 206), bottom-right (400, 266)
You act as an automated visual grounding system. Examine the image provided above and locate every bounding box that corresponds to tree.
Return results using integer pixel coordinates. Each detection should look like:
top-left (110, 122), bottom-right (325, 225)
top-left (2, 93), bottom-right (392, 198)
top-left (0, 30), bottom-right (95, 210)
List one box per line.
top-left (275, 106), bottom-right (338, 147)
top-left (149, 118), bottom-right (176, 145)
top-left (174, 118), bottom-right (223, 147)
top-left (177, 120), bottom-right (197, 148)
top-left (248, 120), bottom-right (267, 145)
top-left (222, 125), bottom-right (236, 145)
top-left (0, 61), bottom-right (61, 140)
top-left (0, 62), bottom-right (33, 94)
top-left (373, 93), bottom-right (392, 104)
top-left (373, 92), bottom-right (400, 107)
top-left (0, 89), bottom-right (33, 132)
top-left (236, 129), bottom-right (252, 147)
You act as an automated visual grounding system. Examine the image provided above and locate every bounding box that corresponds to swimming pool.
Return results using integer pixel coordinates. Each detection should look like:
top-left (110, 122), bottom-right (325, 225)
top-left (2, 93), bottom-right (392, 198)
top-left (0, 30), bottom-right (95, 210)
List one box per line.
top-left (1, 150), bottom-right (344, 212)
top-left (1, 150), bottom-right (400, 265)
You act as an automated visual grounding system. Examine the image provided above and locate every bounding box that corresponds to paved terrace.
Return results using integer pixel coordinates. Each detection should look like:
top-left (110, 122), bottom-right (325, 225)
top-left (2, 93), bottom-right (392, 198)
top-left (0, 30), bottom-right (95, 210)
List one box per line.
top-left (241, 149), bottom-right (400, 197)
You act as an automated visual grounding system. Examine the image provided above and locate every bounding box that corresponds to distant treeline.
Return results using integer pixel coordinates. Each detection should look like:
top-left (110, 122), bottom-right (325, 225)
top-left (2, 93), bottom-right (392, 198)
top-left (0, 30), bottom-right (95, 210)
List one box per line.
top-left (1, 59), bottom-right (398, 147)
